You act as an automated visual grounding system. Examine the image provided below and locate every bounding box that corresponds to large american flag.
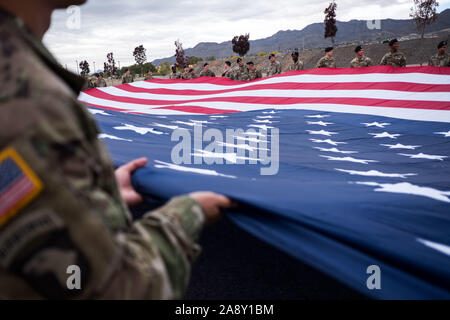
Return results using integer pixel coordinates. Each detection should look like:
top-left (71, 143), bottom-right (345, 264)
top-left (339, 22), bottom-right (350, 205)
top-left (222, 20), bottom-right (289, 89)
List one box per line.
top-left (79, 66), bottom-right (450, 299)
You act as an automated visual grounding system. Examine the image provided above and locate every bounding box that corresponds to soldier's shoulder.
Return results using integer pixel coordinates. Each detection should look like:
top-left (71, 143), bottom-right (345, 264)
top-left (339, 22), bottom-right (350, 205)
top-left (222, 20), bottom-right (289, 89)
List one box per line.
top-left (0, 21), bottom-right (83, 139)
top-left (0, 22), bottom-right (75, 102)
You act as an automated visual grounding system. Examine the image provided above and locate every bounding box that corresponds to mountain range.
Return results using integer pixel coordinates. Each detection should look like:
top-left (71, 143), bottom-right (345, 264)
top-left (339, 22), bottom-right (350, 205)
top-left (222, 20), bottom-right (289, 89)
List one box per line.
top-left (152, 9), bottom-right (450, 66)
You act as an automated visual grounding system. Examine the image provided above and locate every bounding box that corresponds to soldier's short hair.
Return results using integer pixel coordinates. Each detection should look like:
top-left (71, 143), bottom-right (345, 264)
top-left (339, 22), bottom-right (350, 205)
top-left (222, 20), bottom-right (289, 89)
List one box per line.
top-left (246, 61), bottom-right (254, 66)
top-left (325, 47), bottom-right (333, 53)
top-left (189, 68), bottom-right (194, 73)
top-left (389, 39), bottom-right (398, 47)
top-left (237, 58), bottom-right (243, 63)
top-left (291, 51), bottom-right (299, 57)
top-left (354, 45), bottom-right (363, 53)
top-left (269, 54), bottom-right (275, 59)
top-left (438, 41), bottom-right (447, 49)
top-left (204, 63), bottom-right (209, 67)
top-left (225, 61), bottom-right (231, 67)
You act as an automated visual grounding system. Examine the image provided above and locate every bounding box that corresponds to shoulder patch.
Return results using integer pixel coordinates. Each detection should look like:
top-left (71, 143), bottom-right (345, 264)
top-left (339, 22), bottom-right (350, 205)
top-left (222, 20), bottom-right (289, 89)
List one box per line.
top-left (0, 148), bottom-right (43, 227)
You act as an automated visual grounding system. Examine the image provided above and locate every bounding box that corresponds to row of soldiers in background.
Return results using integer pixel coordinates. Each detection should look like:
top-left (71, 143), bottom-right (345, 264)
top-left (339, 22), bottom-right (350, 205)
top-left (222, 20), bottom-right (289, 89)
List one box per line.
top-left (316, 39), bottom-right (449, 68)
top-left (170, 39), bottom-right (449, 83)
top-left (169, 54), bottom-right (280, 82)
top-left (92, 40), bottom-right (449, 88)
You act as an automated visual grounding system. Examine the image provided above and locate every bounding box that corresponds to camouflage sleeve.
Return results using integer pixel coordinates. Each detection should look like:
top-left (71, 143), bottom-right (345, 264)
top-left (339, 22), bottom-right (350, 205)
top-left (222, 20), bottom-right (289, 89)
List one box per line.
top-left (380, 54), bottom-right (387, 66)
top-left (316, 58), bottom-right (323, 68)
top-left (0, 93), bottom-right (205, 299)
top-left (400, 54), bottom-right (407, 67)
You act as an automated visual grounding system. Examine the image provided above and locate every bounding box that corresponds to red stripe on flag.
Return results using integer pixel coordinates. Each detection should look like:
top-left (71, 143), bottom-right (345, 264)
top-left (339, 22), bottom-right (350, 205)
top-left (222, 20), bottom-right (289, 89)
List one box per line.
top-left (117, 82), bottom-right (450, 95)
top-left (83, 89), bottom-right (450, 111)
top-left (154, 105), bottom-right (240, 114)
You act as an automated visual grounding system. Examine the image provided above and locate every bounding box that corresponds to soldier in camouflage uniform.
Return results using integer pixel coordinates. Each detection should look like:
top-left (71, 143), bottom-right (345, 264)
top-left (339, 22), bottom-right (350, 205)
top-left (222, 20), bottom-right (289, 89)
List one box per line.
top-left (222, 61), bottom-right (233, 79)
top-left (144, 70), bottom-right (153, 80)
top-left (188, 68), bottom-right (197, 79)
top-left (246, 62), bottom-right (262, 81)
top-left (0, 1), bottom-right (231, 299)
top-left (232, 58), bottom-right (249, 81)
top-left (169, 65), bottom-right (181, 79)
top-left (180, 66), bottom-right (191, 80)
top-left (95, 73), bottom-right (107, 87)
top-left (380, 39), bottom-right (406, 67)
top-left (316, 47), bottom-right (336, 68)
top-left (428, 41), bottom-right (450, 67)
top-left (288, 51), bottom-right (304, 71)
top-left (198, 63), bottom-right (216, 78)
top-left (350, 45), bottom-right (374, 68)
top-left (122, 69), bottom-right (134, 84)
top-left (267, 54), bottom-right (281, 77)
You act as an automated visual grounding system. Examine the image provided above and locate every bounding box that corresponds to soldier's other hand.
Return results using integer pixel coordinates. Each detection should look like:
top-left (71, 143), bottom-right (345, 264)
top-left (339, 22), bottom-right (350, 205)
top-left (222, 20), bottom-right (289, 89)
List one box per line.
top-left (115, 158), bottom-right (148, 206)
top-left (189, 192), bottom-right (233, 226)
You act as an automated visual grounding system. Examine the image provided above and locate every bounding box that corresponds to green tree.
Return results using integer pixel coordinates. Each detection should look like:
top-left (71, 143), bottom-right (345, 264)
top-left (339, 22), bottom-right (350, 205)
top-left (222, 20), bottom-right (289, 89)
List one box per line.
top-left (410, 0), bottom-right (439, 40)
top-left (187, 56), bottom-right (203, 66)
top-left (232, 34), bottom-right (250, 57)
top-left (133, 45), bottom-right (147, 76)
top-left (324, 1), bottom-right (338, 45)
top-left (79, 60), bottom-right (90, 76)
top-left (159, 62), bottom-right (171, 76)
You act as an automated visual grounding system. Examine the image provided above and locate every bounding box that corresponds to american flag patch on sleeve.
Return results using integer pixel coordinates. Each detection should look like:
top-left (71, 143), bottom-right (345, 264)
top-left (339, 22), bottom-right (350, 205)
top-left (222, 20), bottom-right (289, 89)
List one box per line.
top-left (0, 148), bottom-right (43, 228)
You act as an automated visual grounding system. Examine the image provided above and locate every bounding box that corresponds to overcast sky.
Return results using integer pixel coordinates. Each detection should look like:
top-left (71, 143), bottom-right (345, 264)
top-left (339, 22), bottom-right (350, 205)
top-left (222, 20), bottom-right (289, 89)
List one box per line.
top-left (43, 0), bottom-right (450, 73)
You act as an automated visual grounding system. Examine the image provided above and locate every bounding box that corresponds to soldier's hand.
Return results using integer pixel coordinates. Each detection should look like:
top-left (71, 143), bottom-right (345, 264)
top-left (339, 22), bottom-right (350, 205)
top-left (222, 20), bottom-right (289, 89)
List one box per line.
top-left (115, 157), bottom-right (148, 206)
top-left (189, 192), bottom-right (232, 226)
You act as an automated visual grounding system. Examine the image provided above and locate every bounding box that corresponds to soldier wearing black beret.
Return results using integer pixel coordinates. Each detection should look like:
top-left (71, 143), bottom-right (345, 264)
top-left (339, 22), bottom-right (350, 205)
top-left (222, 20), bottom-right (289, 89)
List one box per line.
top-left (428, 41), bottom-right (450, 67)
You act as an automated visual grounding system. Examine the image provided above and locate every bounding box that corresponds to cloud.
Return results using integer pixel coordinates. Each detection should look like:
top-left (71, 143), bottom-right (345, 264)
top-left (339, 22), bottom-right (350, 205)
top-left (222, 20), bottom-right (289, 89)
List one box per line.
top-left (43, 0), bottom-right (450, 72)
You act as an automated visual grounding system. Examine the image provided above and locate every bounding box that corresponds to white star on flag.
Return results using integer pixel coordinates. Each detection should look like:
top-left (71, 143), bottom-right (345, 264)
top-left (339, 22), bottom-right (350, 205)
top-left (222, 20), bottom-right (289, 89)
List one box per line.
top-left (310, 139), bottom-right (347, 146)
top-left (362, 122), bottom-right (391, 128)
top-left (98, 134), bottom-right (132, 142)
top-left (336, 169), bottom-right (417, 179)
top-left (307, 121), bottom-right (334, 127)
top-left (114, 124), bottom-right (164, 135)
top-left (257, 115), bottom-right (276, 119)
top-left (356, 182), bottom-right (450, 203)
top-left (398, 153), bottom-right (448, 161)
top-left (253, 119), bottom-right (277, 124)
top-left (307, 130), bottom-right (338, 137)
top-left (369, 132), bottom-right (402, 139)
top-left (306, 115), bottom-right (330, 119)
top-left (314, 147), bottom-right (357, 154)
top-left (434, 131), bottom-right (450, 137)
top-left (89, 109), bottom-right (111, 116)
top-left (319, 155), bottom-right (378, 164)
top-left (380, 144), bottom-right (421, 150)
